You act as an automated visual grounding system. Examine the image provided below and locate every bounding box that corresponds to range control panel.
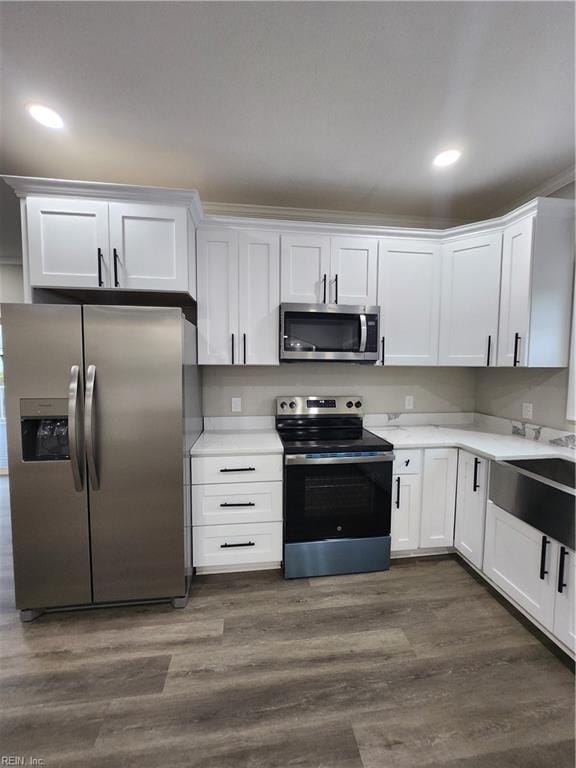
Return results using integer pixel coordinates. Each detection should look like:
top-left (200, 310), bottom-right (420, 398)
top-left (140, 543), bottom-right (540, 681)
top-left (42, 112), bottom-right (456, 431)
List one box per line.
top-left (276, 395), bottom-right (364, 416)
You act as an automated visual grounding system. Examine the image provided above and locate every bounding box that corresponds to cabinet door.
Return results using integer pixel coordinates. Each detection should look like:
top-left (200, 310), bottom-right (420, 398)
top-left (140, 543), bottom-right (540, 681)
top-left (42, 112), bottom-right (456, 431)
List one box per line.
top-left (27, 197), bottom-right (110, 288)
top-left (497, 217), bottom-right (534, 366)
top-left (280, 234), bottom-right (331, 303)
top-left (330, 237), bottom-right (378, 305)
top-left (238, 231), bottom-right (280, 365)
top-left (197, 230), bottom-right (239, 365)
top-left (420, 448), bottom-right (457, 548)
top-left (553, 545), bottom-right (575, 653)
top-left (109, 203), bottom-right (188, 291)
top-left (438, 233), bottom-right (502, 365)
top-left (379, 239), bottom-right (441, 365)
top-left (483, 501), bottom-right (556, 630)
top-left (391, 474), bottom-right (421, 552)
top-left (454, 451), bottom-right (488, 569)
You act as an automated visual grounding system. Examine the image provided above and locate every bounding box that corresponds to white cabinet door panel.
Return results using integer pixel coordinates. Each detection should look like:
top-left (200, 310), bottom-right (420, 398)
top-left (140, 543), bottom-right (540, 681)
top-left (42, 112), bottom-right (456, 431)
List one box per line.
top-left (192, 482), bottom-right (282, 526)
top-left (497, 217), bottom-right (534, 366)
top-left (109, 203), bottom-right (188, 291)
top-left (420, 448), bottom-right (457, 548)
top-left (238, 231), bottom-right (280, 365)
top-left (193, 522), bottom-right (282, 568)
top-left (553, 545), bottom-right (576, 653)
top-left (379, 239), bottom-right (441, 365)
top-left (391, 474), bottom-right (421, 552)
top-left (438, 234), bottom-right (502, 366)
top-left (483, 501), bottom-right (556, 630)
top-left (454, 451), bottom-right (488, 569)
top-left (330, 237), bottom-right (378, 305)
top-left (281, 235), bottom-right (331, 303)
top-left (27, 197), bottom-right (110, 288)
top-left (197, 230), bottom-right (239, 365)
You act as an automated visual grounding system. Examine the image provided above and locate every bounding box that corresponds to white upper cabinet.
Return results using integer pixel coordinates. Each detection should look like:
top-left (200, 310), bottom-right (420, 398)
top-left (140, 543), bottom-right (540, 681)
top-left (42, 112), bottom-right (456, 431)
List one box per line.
top-left (281, 234), bottom-right (331, 303)
top-left (454, 450), bottom-right (488, 569)
top-left (498, 203), bottom-right (574, 367)
top-left (197, 229), bottom-right (280, 366)
top-left (330, 237), bottom-right (378, 305)
top-left (438, 233), bottom-right (502, 366)
top-left (378, 239), bottom-right (441, 365)
top-left (238, 231), bottom-right (280, 365)
top-left (27, 197), bottom-right (111, 289)
top-left (420, 448), bottom-right (457, 548)
top-left (108, 203), bottom-right (188, 292)
top-left (197, 230), bottom-right (239, 365)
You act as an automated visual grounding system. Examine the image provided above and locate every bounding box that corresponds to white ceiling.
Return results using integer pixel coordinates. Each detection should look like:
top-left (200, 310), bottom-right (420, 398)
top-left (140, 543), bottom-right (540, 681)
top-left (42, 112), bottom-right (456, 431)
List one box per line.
top-left (0, 1), bottom-right (574, 239)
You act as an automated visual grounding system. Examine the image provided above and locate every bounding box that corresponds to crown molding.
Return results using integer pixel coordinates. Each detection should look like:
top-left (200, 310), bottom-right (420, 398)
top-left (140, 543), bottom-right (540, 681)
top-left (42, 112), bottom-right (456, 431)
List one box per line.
top-left (1, 175), bottom-right (205, 224)
top-left (492, 166), bottom-right (575, 217)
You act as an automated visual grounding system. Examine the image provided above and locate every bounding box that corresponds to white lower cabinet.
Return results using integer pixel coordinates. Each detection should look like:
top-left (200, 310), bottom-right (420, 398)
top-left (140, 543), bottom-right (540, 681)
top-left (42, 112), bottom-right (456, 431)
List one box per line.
top-left (483, 501), bottom-right (556, 631)
top-left (193, 522), bottom-right (282, 569)
top-left (391, 474), bottom-right (421, 552)
top-left (454, 451), bottom-right (488, 569)
top-left (420, 448), bottom-right (458, 548)
top-left (553, 545), bottom-right (576, 652)
top-left (191, 482), bottom-right (282, 526)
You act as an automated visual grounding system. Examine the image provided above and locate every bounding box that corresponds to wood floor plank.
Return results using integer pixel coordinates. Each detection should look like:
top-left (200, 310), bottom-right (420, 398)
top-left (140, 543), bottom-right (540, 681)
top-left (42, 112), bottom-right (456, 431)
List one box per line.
top-left (421, 740), bottom-right (575, 768)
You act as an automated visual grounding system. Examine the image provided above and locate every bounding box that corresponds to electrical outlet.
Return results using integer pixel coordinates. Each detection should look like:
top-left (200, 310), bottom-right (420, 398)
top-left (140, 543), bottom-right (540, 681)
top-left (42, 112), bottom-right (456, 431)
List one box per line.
top-left (231, 397), bottom-right (242, 413)
top-left (405, 395), bottom-right (414, 410)
top-left (522, 402), bottom-right (533, 420)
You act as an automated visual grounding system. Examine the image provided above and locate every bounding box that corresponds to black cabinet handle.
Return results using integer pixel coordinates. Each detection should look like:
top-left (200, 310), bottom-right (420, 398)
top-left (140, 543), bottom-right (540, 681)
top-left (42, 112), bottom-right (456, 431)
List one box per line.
top-left (219, 467), bottom-right (256, 473)
top-left (231, 333), bottom-right (235, 364)
top-left (539, 536), bottom-right (549, 580)
top-left (219, 502), bottom-right (255, 508)
top-left (335, 273), bottom-right (339, 304)
top-left (322, 274), bottom-right (327, 303)
top-left (97, 248), bottom-right (104, 287)
top-left (473, 458), bottom-right (480, 492)
top-left (381, 336), bottom-right (385, 365)
top-left (220, 541), bottom-right (255, 549)
top-left (395, 476), bottom-right (401, 509)
top-left (513, 332), bottom-right (521, 367)
top-left (243, 333), bottom-right (247, 365)
top-left (558, 547), bottom-right (568, 593)
top-left (113, 247), bottom-right (120, 287)
top-left (486, 335), bottom-right (492, 367)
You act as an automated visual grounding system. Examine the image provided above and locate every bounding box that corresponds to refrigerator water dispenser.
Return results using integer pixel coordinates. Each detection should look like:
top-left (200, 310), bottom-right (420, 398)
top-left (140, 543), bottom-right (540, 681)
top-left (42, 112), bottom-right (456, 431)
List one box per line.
top-left (20, 398), bottom-right (70, 461)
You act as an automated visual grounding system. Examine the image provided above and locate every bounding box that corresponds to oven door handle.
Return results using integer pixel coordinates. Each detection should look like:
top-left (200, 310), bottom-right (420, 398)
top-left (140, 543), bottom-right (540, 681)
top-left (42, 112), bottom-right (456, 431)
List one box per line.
top-left (359, 314), bottom-right (367, 353)
top-left (285, 453), bottom-right (395, 466)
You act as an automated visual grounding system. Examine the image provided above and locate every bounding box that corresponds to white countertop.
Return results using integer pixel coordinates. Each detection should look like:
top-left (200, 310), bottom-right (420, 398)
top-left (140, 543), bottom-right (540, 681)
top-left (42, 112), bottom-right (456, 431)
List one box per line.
top-left (191, 430), bottom-right (283, 457)
top-left (368, 426), bottom-right (576, 462)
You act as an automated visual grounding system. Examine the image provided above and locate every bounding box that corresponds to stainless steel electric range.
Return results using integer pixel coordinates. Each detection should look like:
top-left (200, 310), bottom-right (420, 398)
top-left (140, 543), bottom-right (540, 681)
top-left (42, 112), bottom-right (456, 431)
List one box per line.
top-left (276, 395), bottom-right (395, 579)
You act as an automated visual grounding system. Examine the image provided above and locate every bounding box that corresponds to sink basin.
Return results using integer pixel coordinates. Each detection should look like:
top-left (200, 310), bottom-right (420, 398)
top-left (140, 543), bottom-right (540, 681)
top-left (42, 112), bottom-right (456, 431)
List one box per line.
top-left (506, 458), bottom-right (576, 490)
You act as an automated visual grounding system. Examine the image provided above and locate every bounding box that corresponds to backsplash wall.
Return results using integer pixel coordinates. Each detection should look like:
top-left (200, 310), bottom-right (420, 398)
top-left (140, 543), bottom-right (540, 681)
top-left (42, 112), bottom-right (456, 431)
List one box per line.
top-left (202, 365), bottom-right (476, 416)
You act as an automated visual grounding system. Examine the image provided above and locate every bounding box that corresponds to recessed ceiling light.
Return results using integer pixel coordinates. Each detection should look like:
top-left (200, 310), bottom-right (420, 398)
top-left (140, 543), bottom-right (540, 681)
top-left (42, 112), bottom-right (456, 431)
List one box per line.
top-left (433, 149), bottom-right (461, 168)
top-left (27, 104), bottom-right (64, 129)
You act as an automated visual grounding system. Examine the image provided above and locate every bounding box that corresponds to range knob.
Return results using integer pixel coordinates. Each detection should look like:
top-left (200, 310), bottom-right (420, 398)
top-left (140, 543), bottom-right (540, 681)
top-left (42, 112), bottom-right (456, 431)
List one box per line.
top-left (289, 401), bottom-right (297, 409)
top-left (346, 401), bottom-right (354, 408)
top-left (355, 400), bottom-right (362, 409)
top-left (280, 401), bottom-right (288, 410)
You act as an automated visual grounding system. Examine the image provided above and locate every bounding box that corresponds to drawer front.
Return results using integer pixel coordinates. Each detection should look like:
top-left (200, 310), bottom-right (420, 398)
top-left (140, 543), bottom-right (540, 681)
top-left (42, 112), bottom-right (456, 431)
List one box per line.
top-left (393, 449), bottom-right (422, 475)
top-left (193, 522), bottom-right (283, 567)
top-left (191, 454), bottom-right (283, 485)
top-left (192, 482), bottom-right (282, 526)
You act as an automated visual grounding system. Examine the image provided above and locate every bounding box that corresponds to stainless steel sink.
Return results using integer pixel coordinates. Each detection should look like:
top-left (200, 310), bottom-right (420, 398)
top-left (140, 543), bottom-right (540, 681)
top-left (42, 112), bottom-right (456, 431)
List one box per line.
top-left (490, 458), bottom-right (575, 549)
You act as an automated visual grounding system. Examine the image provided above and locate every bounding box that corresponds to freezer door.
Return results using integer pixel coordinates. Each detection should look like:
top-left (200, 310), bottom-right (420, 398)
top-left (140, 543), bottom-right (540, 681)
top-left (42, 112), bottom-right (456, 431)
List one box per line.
top-left (2, 304), bottom-right (92, 609)
top-left (83, 306), bottom-right (185, 602)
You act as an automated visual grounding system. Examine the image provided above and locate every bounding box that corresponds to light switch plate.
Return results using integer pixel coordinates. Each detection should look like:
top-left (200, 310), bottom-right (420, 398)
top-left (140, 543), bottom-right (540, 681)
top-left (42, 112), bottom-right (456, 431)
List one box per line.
top-left (405, 395), bottom-right (414, 410)
top-left (522, 402), bottom-right (533, 420)
top-left (231, 397), bottom-right (242, 413)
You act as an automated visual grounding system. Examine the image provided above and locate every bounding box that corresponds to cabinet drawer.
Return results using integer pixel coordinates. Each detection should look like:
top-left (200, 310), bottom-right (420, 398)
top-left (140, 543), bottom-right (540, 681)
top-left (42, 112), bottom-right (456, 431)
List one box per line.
top-left (192, 482), bottom-right (282, 526)
top-left (193, 522), bottom-right (282, 567)
top-left (191, 454), bottom-right (283, 485)
top-left (393, 450), bottom-right (422, 475)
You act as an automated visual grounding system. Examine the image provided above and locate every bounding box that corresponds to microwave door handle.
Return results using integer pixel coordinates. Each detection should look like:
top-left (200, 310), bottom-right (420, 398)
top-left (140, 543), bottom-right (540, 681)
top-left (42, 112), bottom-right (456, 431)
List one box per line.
top-left (359, 314), bottom-right (367, 352)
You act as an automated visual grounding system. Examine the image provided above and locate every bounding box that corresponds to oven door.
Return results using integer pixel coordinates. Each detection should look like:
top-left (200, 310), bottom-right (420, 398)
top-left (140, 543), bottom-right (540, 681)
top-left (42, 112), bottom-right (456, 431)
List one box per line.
top-left (284, 453), bottom-right (393, 543)
top-left (280, 304), bottom-right (378, 362)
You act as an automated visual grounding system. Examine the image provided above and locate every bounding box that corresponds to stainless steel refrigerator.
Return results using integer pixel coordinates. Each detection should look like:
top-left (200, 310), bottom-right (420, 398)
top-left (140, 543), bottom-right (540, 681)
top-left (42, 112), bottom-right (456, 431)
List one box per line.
top-left (2, 304), bottom-right (201, 620)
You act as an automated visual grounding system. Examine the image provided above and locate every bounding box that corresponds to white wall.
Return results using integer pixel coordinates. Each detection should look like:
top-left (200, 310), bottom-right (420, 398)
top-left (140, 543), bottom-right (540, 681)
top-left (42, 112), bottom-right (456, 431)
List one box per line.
top-left (202, 364), bottom-right (476, 416)
top-left (0, 264), bottom-right (24, 304)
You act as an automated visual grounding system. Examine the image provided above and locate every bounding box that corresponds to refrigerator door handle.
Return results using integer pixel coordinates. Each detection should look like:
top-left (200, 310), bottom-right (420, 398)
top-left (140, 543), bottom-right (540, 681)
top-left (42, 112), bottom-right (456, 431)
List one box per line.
top-left (85, 364), bottom-right (100, 491)
top-left (68, 365), bottom-right (84, 492)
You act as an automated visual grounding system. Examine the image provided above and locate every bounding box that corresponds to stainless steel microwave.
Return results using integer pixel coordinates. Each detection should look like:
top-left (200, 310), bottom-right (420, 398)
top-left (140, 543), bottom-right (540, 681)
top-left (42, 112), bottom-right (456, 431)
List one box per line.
top-left (280, 303), bottom-right (379, 362)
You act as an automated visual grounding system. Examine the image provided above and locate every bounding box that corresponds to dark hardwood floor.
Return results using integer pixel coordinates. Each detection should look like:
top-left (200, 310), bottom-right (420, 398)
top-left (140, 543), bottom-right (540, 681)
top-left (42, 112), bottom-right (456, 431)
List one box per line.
top-left (0, 476), bottom-right (574, 767)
